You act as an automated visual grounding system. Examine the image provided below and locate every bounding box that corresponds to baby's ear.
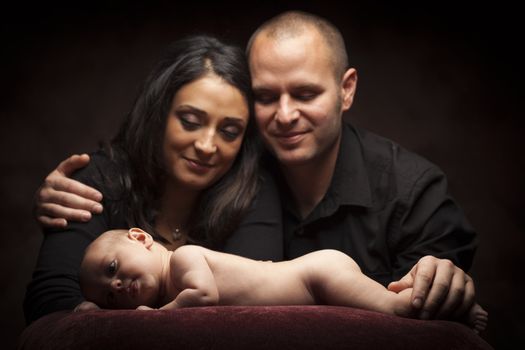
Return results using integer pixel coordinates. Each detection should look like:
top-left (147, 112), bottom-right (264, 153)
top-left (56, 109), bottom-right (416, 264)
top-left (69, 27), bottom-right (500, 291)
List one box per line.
top-left (128, 228), bottom-right (154, 248)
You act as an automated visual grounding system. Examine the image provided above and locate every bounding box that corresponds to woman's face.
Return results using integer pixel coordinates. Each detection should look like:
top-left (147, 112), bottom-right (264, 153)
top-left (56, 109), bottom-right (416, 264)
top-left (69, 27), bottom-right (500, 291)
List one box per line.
top-left (163, 73), bottom-right (249, 190)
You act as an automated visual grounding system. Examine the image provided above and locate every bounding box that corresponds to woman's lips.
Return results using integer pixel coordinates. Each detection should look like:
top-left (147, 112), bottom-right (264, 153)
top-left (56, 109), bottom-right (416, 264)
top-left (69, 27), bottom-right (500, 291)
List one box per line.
top-left (185, 158), bottom-right (214, 173)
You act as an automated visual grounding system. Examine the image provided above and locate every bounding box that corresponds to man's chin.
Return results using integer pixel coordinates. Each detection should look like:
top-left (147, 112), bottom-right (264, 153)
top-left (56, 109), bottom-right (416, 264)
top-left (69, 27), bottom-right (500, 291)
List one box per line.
top-left (274, 150), bottom-right (314, 167)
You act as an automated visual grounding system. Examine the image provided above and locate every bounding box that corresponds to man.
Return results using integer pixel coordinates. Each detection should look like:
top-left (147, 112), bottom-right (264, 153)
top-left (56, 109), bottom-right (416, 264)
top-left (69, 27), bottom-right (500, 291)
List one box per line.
top-left (33, 11), bottom-right (478, 321)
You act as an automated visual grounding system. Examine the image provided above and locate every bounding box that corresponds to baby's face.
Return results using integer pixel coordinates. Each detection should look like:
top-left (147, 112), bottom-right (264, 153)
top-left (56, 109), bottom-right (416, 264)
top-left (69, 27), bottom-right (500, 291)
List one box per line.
top-left (80, 233), bottom-right (163, 309)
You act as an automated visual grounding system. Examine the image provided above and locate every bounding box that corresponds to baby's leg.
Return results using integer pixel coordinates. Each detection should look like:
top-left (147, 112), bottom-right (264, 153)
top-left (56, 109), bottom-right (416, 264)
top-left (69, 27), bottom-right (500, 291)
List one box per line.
top-left (304, 250), bottom-right (410, 316)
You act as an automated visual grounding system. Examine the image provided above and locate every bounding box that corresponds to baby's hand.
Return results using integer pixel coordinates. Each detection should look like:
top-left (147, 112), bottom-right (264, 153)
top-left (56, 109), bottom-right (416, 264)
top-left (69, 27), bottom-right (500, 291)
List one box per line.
top-left (136, 305), bottom-right (154, 311)
top-left (74, 301), bottom-right (100, 312)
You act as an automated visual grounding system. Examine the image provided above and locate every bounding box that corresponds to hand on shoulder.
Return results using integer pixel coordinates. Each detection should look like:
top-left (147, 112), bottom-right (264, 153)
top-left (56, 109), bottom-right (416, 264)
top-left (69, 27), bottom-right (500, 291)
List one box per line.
top-left (35, 153), bottom-right (103, 228)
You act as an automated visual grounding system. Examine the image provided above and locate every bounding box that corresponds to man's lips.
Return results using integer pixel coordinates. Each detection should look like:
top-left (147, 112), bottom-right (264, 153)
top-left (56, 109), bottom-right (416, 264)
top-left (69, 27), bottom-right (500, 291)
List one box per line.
top-left (272, 131), bottom-right (308, 145)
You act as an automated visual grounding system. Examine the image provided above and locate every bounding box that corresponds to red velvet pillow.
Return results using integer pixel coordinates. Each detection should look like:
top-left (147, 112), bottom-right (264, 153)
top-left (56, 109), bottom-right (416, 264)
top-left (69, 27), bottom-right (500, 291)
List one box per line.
top-left (18, 306), bottom-right (493, 349)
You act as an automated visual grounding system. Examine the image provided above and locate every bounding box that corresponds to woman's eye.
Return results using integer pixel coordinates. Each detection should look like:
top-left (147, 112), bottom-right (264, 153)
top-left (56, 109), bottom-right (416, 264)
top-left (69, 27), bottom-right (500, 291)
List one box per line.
top-left (108, 260), bottom-right (117, 275)
top-left (221, 126), bottom-right (242, 141)
top-left (179, 114), bottom-right (201, 130)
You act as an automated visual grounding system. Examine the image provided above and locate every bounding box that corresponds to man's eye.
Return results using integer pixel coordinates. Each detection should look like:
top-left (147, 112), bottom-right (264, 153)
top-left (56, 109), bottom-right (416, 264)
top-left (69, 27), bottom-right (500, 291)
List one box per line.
top-left (108, 260), bottom-right (117, 275)
top-left (255, 94), bottom-right (277, 105)
top-left (294, 92), bottom-right (317, 101)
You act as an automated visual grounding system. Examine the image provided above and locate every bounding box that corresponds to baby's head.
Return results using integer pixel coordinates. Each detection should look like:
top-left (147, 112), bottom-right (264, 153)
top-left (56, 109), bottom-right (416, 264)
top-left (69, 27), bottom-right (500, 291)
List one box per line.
top-left (80, 228), bottom-right (164, 309)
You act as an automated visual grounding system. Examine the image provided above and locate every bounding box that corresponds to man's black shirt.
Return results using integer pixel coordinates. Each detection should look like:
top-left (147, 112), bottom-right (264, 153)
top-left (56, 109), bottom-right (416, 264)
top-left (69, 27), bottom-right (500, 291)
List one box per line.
top-left (273, 123), bottom-right (477, 286)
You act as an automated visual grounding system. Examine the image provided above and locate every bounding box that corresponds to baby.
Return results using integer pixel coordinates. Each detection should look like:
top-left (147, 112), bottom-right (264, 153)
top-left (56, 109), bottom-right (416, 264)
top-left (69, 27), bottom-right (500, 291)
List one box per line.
top-left (79, 228), bottom-right (488, 332)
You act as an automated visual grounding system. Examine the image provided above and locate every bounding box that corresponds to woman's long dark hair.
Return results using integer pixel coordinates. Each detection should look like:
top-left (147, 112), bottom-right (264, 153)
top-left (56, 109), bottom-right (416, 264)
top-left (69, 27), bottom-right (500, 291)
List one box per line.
top-left (108, 35), bottom-right (261, 246)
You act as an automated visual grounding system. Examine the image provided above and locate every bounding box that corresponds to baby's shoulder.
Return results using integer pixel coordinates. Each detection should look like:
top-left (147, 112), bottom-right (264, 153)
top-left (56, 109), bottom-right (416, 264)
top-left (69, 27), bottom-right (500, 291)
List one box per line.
top-left (171, 245), bottom-right (214, 260)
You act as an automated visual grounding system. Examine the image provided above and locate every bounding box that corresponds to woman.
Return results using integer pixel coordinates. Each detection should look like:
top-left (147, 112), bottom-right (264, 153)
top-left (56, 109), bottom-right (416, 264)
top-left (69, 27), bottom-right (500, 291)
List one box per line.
top-left (24, 35), bottom-right (283, 323)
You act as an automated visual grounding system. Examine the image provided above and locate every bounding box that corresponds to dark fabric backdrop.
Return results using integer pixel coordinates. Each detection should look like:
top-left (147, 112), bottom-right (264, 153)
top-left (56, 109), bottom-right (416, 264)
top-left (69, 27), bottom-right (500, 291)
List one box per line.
top-left (2, 1), bottom-right (522, 349)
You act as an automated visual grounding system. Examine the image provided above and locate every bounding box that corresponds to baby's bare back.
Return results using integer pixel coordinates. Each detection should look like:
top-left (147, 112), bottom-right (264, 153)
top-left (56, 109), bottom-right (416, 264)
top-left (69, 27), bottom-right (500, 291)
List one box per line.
top-left (202, 248), bottom-right (317, 306)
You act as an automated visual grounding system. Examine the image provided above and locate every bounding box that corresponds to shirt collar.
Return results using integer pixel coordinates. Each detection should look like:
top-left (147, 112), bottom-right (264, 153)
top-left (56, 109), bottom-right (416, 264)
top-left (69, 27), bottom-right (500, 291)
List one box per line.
top-left (328, 123), bottom-right (373, 208)
top-left (276, 122), bottom-right (374, 220)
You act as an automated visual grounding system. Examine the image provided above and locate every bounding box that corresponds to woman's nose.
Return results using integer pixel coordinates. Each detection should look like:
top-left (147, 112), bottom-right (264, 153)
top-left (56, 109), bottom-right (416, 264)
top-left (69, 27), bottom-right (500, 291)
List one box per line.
top-left (194, 130), bottom-right (217, 155)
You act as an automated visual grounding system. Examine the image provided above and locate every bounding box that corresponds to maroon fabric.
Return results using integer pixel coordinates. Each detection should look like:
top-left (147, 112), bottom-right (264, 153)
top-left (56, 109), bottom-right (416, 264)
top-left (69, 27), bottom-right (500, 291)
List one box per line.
top-left (18, 306), bottom-right (493, 350)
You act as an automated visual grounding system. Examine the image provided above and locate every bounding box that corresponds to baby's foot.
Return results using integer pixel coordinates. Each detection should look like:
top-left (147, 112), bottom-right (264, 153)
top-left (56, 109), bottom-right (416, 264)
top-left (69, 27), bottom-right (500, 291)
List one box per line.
top-left (467, 303), bottom-right (488, 333)
top-left (392, 288), bottom-right (415, 318)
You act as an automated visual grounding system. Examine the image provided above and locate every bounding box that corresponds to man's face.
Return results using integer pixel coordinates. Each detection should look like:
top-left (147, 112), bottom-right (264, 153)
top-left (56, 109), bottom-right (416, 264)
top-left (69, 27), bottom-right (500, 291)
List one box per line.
top-left (249, 29), bottom-right (350, 167)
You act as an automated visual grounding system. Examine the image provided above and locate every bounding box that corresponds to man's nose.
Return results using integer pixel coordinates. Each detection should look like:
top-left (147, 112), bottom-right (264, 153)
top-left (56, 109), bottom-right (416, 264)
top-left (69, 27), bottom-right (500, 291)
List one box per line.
top-left (275, 95), bottom-right (299, 125)
top-left (194, 130), bottom-right (217, 155)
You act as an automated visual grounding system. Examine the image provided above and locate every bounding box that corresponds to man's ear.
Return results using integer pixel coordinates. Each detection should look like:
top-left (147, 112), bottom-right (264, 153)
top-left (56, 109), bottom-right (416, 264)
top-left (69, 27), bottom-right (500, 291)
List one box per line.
top-left (128, 228), bottom-right (154, 249)
top-left (340, 68), bottom-right (357, 111)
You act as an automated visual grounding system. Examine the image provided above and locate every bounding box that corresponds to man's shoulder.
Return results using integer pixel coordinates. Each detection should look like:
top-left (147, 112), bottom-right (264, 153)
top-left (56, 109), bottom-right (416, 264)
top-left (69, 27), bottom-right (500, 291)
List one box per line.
top-left (350, 124), bottom-right (440, 176)
top-left (346, 124), bottom-right (446, 200)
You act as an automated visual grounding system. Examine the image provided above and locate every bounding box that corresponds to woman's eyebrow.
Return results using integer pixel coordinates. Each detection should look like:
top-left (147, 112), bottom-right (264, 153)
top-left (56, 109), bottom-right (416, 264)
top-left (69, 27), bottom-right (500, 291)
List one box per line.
top-left (222, 117), bottom-right (246, 125)
top-left (176, 105), bottom-right (207, 116)
top-left (178, 105), bottom-right (246, 124)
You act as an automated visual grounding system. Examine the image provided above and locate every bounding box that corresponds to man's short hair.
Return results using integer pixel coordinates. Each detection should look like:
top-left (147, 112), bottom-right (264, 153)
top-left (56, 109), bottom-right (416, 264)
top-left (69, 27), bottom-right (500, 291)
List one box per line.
top-left (247, 11), bottom-right (349, 79)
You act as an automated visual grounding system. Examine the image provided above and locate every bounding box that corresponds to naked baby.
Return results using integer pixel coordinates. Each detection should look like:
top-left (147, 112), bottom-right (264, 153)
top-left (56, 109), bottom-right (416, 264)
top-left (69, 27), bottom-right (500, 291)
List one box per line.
top-left (79, 228), bottom-right (488, 332)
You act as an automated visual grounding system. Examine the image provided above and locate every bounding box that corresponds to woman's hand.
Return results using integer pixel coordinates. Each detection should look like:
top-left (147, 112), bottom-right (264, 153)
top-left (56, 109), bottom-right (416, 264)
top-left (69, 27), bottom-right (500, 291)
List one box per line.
top-left (35, 154), bottom-right (103, 228)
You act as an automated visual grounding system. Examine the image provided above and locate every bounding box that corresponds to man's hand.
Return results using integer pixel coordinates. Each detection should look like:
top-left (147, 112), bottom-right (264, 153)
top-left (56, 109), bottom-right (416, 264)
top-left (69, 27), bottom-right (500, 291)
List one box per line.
top-left (73, 301), bottom-right (101, 312)
top-left (387, 255), bottom-right (475, 320)
top-left (35, 154), bottom-right (103, 228)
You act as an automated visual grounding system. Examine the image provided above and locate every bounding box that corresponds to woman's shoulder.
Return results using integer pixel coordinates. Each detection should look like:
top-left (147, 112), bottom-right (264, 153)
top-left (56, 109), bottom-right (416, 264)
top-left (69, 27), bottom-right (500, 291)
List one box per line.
top-left (235, 166), bottom-right (281, 226)
top-left (257, 167), bottom-right (280, 197)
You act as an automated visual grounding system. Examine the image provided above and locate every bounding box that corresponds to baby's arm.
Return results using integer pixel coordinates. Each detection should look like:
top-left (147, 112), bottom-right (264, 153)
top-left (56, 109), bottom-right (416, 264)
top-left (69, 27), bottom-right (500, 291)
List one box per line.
top-left (160, 246), bottom-right (219, 309)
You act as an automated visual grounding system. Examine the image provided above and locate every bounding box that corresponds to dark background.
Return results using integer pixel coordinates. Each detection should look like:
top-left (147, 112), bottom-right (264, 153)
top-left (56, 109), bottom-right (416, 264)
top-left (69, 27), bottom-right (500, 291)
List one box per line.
top-left (2, 1), bottom-right (522, 349)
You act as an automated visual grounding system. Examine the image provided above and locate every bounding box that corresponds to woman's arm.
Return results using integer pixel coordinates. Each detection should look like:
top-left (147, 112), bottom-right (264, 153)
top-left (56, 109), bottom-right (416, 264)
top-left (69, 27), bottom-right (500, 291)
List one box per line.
top-left (24, 228), bottom-right (92, 322)
top-left (24, 152), bottom-right (124, 323)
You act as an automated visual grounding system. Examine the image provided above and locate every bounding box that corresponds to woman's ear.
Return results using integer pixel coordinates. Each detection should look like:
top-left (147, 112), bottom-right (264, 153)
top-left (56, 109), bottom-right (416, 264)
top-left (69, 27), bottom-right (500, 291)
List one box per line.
top-left (340, 68), bottom-right (358, 111)
top-left (128, 228), bottom-right (154, 249)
